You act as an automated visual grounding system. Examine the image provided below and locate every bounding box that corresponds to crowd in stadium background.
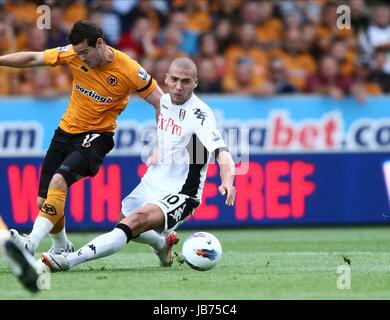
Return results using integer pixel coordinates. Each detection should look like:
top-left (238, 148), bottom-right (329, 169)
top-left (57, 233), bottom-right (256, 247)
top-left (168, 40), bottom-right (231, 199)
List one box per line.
top-left (1, 0), bottom-right (390, 102)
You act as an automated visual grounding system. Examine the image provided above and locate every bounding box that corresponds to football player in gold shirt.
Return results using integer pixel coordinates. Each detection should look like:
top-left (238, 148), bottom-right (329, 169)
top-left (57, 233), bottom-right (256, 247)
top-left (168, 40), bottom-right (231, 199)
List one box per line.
top-left (0, 21), bottom-right (167, 261)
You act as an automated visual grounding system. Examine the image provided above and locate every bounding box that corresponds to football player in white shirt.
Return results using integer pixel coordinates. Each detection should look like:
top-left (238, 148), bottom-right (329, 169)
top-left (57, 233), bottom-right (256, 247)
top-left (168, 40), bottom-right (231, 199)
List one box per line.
top-left (40, 57), bottom-right (236, 271)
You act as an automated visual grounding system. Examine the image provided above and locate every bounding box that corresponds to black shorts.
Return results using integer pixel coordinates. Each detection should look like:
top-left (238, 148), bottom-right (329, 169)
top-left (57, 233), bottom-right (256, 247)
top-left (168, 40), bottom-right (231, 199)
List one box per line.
top-left (38, 127), bottom-right (114, 198)
top-left (151, 193), bottom-right (200, 233)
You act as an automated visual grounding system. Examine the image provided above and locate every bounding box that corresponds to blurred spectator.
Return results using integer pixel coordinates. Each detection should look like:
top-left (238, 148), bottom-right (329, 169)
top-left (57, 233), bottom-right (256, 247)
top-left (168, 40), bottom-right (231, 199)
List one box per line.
top-left (161, 9), bottom-right (198, 56)
top-left (0, 12), bottom-right (18, 95)
top-left (349, 0), bottom-right (370, 37)
top-left (46, 6), bottom-right (68, 48)
top-left (278, 0), bottom-right (322, 25)
top-left (184, 0), bottom-right (212, 34)
top-left (301, 22), bottom-right (322, 58)
top-left (0, 12), bottom-right (16, 54)
top-left (371, 47), bottom-right (390, 92)
top-left (351, 59), bottom-right (382, 103)
top-left (240, 1), bottom-right (282, 51)
top-left (224, 23), bottom-right (268, 85)
top-left (306, 55), bottom-right (353, 99)
top-left (271, 27), bottom-right (316, 91)
top-left (94, 0), bottom-right (122, 47)
top-left (122, 0), bottom-right (166, 35)
top-left (210, 0), bottom-right (241, 22)
top-left (222, 57), bottom-right (264, 95)
top-left (264, 58), bottom-right (298, 95)
top-left (4, 0), bottom-right (37, 30)
top-left (27, 28), bottom-right (48, 51)
top-left (154, 26), bottom-right (186, 60)
top-left (62, 0), bottom-right (88, 32)
top-left (196, 58), bottom-right (222, 93)
top-left (118, 15), bottom-right (158, 59)
top-left (17, 67), bottom-right (70, 98)
top-left (359, 4), bottom-right (390, 73)
top-left (213, 18), bottom-right (233, 54)
top-left (194, 32), bottom-right (225, 78)
top-left (151, 56), bottom-right (171, 93)
top-left (328, 37), bottom-right (356, 76)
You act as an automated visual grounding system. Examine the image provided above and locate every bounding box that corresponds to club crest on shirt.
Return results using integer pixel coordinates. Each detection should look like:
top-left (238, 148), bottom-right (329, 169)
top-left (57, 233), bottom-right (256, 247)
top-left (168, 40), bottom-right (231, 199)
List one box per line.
top-left (107, 75), bottom-right (118, 86)
top-left (137, 67), bottom-right (148, 81)
top-left (179, 109), bottom-right (186, 122)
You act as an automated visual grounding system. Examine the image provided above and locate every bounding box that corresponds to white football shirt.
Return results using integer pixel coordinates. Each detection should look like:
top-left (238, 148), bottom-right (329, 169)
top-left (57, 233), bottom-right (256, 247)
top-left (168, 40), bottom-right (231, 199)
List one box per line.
top-left (141, 93), bottom-right (226, 201)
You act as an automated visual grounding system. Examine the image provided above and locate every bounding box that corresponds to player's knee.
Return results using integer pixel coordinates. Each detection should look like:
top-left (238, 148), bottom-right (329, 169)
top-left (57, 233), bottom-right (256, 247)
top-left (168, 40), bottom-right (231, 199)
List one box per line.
top-left (37, 197), bottom-right (45, 210)
top-left (49, 173), bottom-right (68, 189)
top-left (131, 212), bottom-right (148, 229)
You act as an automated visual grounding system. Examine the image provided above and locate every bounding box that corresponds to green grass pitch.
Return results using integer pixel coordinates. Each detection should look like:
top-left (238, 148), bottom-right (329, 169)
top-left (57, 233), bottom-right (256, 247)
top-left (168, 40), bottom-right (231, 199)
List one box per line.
top-left (1, 227), bottom-right (390, 300)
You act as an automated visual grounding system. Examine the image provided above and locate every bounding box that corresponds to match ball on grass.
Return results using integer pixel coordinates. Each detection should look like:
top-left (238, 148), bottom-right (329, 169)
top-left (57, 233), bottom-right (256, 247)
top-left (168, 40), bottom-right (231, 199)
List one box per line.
top-left (182, 232), bottom-right (222, 271)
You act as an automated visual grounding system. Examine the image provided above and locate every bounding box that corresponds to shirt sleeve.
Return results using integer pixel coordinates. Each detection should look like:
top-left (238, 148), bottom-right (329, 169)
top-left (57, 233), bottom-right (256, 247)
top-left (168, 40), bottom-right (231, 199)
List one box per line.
top-left (193, 107), bottom-right (226, 154)
top-left (124, 58), bottom-right (157, 98)
top-left (44, 45), bottom-right (75, 67)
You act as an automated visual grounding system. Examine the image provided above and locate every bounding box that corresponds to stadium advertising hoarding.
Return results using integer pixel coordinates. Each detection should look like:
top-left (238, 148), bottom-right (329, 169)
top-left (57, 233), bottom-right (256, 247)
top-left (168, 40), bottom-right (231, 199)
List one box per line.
top-left (0, 96), bottom-right (389, 229)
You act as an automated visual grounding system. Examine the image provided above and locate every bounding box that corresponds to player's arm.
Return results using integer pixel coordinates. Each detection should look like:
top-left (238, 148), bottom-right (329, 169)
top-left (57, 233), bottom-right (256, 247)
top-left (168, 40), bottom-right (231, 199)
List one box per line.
top-left (143, 84), bottom-right (164, 121)
top-left (215, 149), bottom-right (236, 206)
top-left (0, 51), bottom-right (46, 68)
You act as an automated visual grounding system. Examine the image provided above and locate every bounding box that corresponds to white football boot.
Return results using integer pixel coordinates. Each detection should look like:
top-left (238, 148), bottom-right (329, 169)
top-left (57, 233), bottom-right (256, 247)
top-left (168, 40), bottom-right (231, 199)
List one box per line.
top-left (3, 239), bottom-right (39, 292)
top-left (154, 231), bottom-right (179, 267)
top-left (47, 241), bottom-right (75, 254)
top-left (40, 250), bottom-right (70, 272)
top-left (9, 229), bottom-right (34, 256)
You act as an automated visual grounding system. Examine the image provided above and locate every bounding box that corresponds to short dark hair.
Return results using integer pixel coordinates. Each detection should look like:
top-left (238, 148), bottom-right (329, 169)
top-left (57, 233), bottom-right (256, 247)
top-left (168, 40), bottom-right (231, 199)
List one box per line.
top-left (68, 20), bottom-right (104, 47)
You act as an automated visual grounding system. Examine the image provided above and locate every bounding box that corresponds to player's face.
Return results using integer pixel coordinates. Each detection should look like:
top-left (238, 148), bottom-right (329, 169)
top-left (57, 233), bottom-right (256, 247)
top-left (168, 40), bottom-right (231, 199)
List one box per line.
top-left (73, 39), bottom-right (103, 68)
top-left (165, 65), bottom-right (198, 105)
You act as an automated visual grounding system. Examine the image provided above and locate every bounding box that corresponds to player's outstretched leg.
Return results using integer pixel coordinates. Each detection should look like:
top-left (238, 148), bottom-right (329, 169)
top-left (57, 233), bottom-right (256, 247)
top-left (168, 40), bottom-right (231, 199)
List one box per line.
top-left (133, 230), bottom-right (179, 267)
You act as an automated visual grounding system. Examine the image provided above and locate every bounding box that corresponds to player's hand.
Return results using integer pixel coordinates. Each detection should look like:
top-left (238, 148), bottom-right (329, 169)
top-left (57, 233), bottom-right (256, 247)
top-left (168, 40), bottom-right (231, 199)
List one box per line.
top-left (218, 183), bottom-right (236, 206)
top-left (146, 147), bottom-right (159, 167)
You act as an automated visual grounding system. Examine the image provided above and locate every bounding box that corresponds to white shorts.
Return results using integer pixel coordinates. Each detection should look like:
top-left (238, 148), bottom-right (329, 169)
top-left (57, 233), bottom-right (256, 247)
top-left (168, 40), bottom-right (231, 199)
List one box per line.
top-left (121, 182), bottom-right (200, 233)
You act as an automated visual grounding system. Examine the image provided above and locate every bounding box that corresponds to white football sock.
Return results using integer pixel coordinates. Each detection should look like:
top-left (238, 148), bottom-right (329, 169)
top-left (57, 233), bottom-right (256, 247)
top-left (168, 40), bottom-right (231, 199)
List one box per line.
top-left (67, 228), bottom-right (127, 268)
top-left (133, 230), bottom-right (166, 251)
top-left (49, 227), bottom-right (71, 252)
top-left (29, 216), bottom-right (54, 251)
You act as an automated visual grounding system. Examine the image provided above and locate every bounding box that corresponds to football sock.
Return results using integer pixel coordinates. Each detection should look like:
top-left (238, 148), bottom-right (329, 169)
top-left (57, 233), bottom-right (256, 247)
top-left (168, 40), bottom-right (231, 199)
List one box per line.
top-left (29, 216), bottom-right (54, 252)
top-left (38, 188), bottom-right (67, 226)
top-left (133, 230), bottom-right (166, 252)
top-left (30, 188), bottom-right (67, 251)
top-left (67, 228), bottom-right (128, 268)
top-left (49, 217), bottom-right (71, 252)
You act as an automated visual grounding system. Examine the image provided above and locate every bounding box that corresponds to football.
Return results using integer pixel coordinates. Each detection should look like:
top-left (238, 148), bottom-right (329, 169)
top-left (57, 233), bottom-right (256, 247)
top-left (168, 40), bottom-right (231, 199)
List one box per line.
top-left (182, 232), bottom-right (222, 271)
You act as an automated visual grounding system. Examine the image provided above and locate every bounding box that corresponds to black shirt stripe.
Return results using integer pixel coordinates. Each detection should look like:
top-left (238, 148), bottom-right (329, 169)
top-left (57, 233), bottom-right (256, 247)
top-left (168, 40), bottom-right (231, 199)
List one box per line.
top-left (136, 77), bottom-right (153, 93)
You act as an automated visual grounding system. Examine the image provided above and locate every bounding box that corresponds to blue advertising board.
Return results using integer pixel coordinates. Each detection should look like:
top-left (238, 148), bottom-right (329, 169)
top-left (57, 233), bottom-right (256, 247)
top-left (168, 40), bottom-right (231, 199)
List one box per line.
top-left (0, 96), bottom-right (389, 229)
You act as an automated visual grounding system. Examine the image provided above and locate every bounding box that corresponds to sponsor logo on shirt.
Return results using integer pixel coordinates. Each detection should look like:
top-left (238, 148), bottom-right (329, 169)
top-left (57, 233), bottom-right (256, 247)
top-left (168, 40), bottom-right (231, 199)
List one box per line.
top-left (75, 83), bottom-right (113, 103)
top-left (158, 114), bottom-right (182, 136)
